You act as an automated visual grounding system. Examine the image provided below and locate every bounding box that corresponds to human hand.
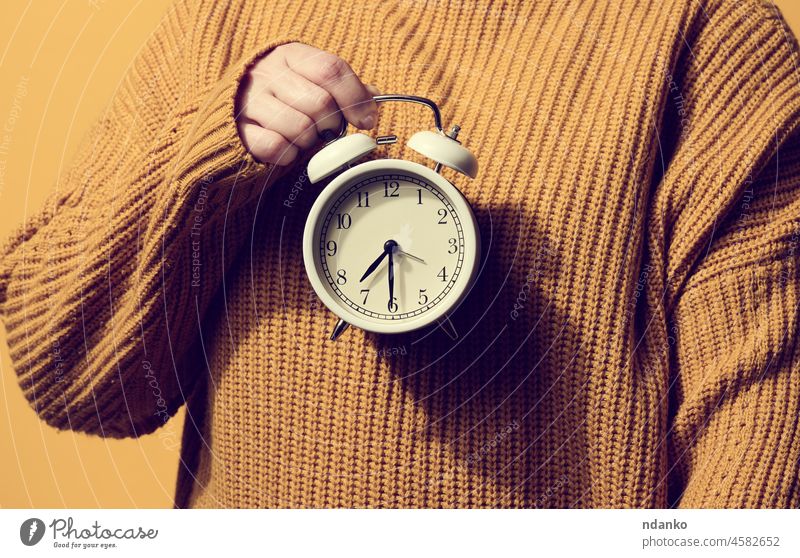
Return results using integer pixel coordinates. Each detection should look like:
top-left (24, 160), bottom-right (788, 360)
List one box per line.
top-left (236, 42), bottom-right (380, 166)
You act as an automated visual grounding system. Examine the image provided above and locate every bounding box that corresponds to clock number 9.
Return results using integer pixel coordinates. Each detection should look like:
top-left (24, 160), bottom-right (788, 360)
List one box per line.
top-left (326, 240), bottom-right (337, 256)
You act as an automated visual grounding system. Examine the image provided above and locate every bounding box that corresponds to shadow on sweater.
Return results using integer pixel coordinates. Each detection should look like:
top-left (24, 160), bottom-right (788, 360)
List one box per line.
top-left (373, 202), bottom-right (591, 507)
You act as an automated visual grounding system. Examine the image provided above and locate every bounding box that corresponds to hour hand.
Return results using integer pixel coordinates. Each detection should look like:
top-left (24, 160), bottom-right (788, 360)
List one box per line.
top-left (359, 250), bottom-right (388, 282)
top-left (359, 240), bottom-right (397, 283)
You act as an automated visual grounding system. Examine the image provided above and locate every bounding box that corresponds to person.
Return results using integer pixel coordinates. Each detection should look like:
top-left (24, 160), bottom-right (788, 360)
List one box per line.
top-left (1, 0), bottom-right (799, 509)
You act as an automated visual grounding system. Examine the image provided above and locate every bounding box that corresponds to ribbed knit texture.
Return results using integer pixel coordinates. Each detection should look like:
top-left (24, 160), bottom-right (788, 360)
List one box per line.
top-left (2, 0), bottom-right (800, 508)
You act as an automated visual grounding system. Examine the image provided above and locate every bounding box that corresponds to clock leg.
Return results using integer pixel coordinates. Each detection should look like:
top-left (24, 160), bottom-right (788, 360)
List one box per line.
top-left (329, 318), bottom-right (351, 341)
top-left (437, 316), bottom-right (459, 340)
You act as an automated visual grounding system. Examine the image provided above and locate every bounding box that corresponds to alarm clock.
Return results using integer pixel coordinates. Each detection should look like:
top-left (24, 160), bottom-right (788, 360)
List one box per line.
top-left (302, 94), bottom-right (480, 340)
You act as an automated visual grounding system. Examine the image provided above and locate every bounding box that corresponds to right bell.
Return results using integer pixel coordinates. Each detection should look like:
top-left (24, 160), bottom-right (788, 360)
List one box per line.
top-left (407, 130), bottom-right (478, 178)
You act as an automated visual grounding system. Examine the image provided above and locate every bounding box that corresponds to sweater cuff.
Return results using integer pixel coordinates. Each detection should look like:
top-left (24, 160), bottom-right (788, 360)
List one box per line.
top-left (170, 37), bottom-right (301, 214)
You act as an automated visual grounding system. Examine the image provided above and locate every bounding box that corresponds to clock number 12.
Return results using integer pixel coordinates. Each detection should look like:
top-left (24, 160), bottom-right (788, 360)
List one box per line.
top-left (383, 181), bottom-right (399, 197)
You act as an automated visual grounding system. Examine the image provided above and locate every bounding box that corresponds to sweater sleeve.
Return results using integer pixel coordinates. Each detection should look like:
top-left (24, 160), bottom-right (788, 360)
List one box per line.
top-left (669, 160), bottom-right (800, 508)
top-left (0, 0), bottom-right (298, 438)
top-left (658, 0), bottom-right (800, 507)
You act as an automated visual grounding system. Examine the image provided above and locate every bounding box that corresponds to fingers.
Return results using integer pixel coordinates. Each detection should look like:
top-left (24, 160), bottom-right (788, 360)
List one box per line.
top-left (267, 71), bottom-right (343, 135)
top-left (281, 43), bottom-right (378, 130)
top-left (243, 94), bottom-right (319, 149)
top-left (237, 120), bottom-right (299, 166)
top-left (235, 42), bottom-right (382, 166)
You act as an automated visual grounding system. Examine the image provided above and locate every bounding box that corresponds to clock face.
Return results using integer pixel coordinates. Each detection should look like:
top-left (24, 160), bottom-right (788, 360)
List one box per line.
top-left (304, 159), bottom-right (480, 333)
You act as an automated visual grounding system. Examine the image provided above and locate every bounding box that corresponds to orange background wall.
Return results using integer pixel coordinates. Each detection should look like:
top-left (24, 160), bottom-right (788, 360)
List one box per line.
top-left (2, 0), bottom-right (800, 508)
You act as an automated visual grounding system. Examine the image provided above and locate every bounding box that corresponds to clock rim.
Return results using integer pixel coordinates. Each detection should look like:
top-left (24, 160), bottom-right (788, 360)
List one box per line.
top-left (302, 158), bottom-right (480, 334)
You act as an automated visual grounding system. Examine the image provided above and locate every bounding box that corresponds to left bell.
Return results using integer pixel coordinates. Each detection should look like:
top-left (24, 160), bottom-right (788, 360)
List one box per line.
top-left (307, 133), bottom-right (378, 183)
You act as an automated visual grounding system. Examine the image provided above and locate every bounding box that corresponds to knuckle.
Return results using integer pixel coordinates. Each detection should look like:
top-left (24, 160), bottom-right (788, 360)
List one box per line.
top-left (297, 131), bottom-right (318, 149)
top-left (257, 134), bottom-right (285, 161)
top-left (295, 114), bottom-right (316, 135)
top-left (272, 43), bottom-right (291, 56)
top-left (315, 54), bottom-right (348, 83)
top-left (289, 120), bottom-right (317, 149)
top-left (309, 90), bottom-right (334, 114)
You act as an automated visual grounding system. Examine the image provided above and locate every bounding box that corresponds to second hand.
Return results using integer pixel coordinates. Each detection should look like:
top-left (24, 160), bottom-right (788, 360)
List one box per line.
top-left (397, 249), bottom-right (426, 264)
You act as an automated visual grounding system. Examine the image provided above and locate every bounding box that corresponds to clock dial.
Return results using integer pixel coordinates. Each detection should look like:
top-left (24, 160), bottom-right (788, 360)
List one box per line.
top-left (319, 173), bottom-right (465, 321)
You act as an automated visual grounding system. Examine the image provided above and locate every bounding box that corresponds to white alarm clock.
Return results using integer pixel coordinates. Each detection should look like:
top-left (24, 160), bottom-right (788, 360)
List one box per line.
top-left (303, 95), bottom-right (480, 340)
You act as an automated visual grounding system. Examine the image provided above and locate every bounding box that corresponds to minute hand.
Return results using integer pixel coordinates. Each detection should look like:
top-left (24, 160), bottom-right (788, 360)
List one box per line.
top-left (388, 249), bottom-right (395, 309)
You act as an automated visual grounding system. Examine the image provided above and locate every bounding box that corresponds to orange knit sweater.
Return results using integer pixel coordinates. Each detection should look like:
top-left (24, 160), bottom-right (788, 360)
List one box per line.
top-left (2, 0), bottom-right (800, 508)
